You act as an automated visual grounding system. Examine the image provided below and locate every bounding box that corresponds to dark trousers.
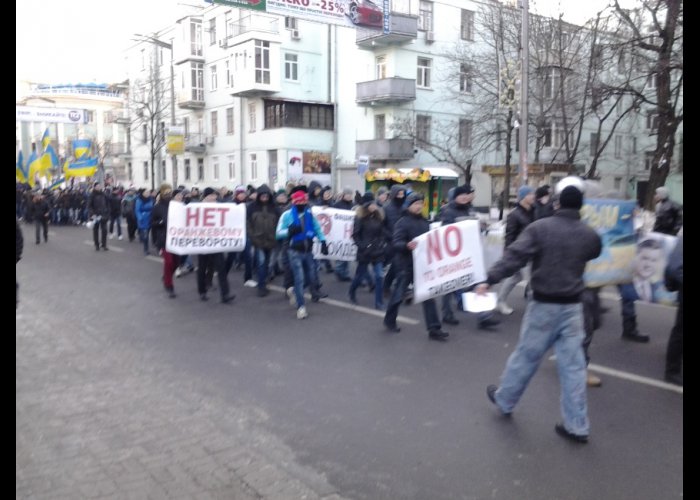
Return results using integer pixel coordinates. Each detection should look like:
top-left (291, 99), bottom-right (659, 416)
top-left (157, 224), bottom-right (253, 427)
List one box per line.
top-left (665, 289), bottom-right (683, 376)
top-left (125, 214), bottom-right (137, 241)
top-left (384, 267), bottom-right (441, 332)
top-left (197, 253), bottom-right (230, 300)
top-left (582, 288), bottom-right (602, 365)
top-left (35, 218), bottom-right (48, 243)
top-left (93, 218), bottom-right (108, 249)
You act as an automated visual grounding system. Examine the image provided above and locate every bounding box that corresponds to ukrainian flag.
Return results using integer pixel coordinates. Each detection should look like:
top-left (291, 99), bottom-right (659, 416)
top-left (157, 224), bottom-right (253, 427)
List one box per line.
top-left (27, 151), bottom-right (43, 187)
top-left (41, 144), bottom-right (59, 172)
top-left (63, 155), bottom-right (98, 179)
top-left (16, 151), bottom-right (27, 183)
top-left (41, 128), bottom-right (51, 150)
top-left (48, 176), bottom-right (66, 190)
top-left (73, 139), bottom-right (92, 159)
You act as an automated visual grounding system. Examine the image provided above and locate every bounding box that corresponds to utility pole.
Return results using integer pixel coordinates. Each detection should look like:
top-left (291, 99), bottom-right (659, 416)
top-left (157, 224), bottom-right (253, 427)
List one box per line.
top-left (518, 0), bottom-right (529, 185)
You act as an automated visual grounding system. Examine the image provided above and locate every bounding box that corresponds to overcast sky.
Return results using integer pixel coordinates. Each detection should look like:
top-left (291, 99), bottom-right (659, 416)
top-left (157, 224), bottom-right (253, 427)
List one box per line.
top-left (16, 0), bottom-right (622, 93)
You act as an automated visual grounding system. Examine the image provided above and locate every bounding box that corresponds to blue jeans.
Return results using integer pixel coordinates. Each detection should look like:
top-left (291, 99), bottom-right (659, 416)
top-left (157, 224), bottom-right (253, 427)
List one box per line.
top-left (350, 261), bottom-right (384, 307)
top-left (288, 249), bottom-right (320, 308)
top-left (335, 260), bottom-right (350, 279)
top-left (255, 248), bottom-right (271, 289)
top-left (138, 228), bottom-right (150, 254)
top-left (493, 301), bottom-right (589, 436)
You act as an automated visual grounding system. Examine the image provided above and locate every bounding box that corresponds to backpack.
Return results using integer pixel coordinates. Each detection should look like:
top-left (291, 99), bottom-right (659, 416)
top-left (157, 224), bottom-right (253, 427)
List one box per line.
top-left (250, 208), bottom-right (279, 249)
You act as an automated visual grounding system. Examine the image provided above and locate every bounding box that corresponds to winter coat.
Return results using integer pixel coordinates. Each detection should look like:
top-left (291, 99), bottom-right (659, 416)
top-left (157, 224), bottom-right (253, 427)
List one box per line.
top-left (150, 199), bottom-right (169, 250)
top-left (135, 195), bottom-right (155, 230)
top-left (391, 209), bottom-right (430, 274)
top-left (486, 209), bottom-right (602, 303)
top-left (504, 204), bottom-right (535, 248)
top-left (247, 184), bottom-right (280, 250)
top-left (87, 190), bottom-right (110, 218)
top-left (352, 205), bottom-right (390, 264)
top-left (308, 181), bottom-right (324, 206)
top-left (121, 193), bottom-right (137, 217)
top-left (534, 199), bottom-right (554, 220)
top-left (653, 199), bottom-right (682, 235)
top-left (438, 200), bottom-right (476, 225)
top-left (383, 185), bottom-right (408, 232)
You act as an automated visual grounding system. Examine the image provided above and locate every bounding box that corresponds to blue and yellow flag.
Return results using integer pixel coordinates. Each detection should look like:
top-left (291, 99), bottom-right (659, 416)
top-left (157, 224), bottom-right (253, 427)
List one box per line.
top-left (63, 155), bottom-right (98, 179)
top-left (48, 176), bottom-right (66, 190)
top-left (73, 139), bottom-right (92, 159)
top-left (16, 151), bottom-right (28, 183)
top-left (27, 151), bottom-right (43, 187)
top-left (41, 128), bottom-right (51, 150)
top-left (41, 144), bottom-right (59, 172)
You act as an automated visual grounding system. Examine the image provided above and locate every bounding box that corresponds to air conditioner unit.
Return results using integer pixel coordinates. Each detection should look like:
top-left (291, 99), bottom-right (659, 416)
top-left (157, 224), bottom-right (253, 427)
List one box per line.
top-left (291, 29), bottom-right (301, 40)
top-left (219, 38), bottom-right (227, 48)
top-left (426, 31), bottom-right (435, 43)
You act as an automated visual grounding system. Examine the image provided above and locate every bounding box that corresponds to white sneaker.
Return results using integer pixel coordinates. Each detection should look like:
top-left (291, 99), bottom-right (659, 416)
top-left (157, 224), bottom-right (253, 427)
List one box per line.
top-left (286, 287), bottom-right (297, 306)
top-left (497, 302), bottom-right (514, 315)
top-left (296, 306), bottom-right (308, 319)
top-left (118, 235), bottom-right (123, 241)
top-left (244, 279), bottom-right (258, 288)
top-left (108, 233), bottom-right (114, 240)
top-left (175, 267), bottom-right (183, 278)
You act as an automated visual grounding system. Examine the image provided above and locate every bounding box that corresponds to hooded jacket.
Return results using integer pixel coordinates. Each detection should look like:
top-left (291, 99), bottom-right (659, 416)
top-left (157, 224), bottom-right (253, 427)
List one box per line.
top-left (247, 184), bottom-right (280, 249)
top-left (352, 205), bottom-right (390, 263)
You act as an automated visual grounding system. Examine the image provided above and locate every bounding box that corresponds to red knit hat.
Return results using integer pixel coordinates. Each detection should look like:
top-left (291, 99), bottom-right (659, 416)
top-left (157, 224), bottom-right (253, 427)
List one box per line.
top-left (291, 191), bottom-right (308, 204)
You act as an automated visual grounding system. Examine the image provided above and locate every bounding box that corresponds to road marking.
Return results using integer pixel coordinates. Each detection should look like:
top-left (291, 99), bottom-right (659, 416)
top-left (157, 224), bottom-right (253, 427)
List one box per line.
top-left (82, 241), bottom-right (124, 252)
top-left (267, 284), bottom-right (420, 325)
top-left (548, 355), bottom-right (682, 394)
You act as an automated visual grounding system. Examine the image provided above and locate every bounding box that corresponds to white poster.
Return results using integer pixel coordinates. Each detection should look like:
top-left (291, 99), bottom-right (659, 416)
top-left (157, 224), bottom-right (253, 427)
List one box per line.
top-left (412, 220), bottom-right (487, 304)
top-left (166, 201), bottom-right (246, 255)
top-left (310, 206), bottom-right (357, 261)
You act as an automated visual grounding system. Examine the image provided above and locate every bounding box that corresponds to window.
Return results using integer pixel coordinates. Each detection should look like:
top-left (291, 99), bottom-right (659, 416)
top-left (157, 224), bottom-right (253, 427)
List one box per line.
top-left (263, 100), bottom-right (334, 130)
top-left (255, 40), bottom-right (270, 84)
top-left (209, 18), bottom-right (216, 46)
top-left (128, 162), bottom-right (133, 181)
top-left (211, 110), bottom-right (218, 136)
top-left (644, 151), bottom-right (654, 170)
top-left (211, 64), bottom-right (218, 91)
top-left (417, 57), bottom-right (431, 88)
top-left (461, 9), bottom-right (474, 41)
top-left (158, 47), bottom-right (164, 66)
top-left (590, 133), bottom-right (599, 156)
top-left (544, 68), bottom-right (561, 100)
top-left (227, 154), bottom-right (235, 180)
top-left (617, 51), bottom-right (626, 74)
top-left (592, 44), bottom-right (604, 71)
top-left (212, 157), bottom-right (219, 181)
top-left (647, 73), bottom-right (658, 89)
top-left (646, 112), bottom-right (658, 131)
top-left (375, 114), bottom-right (385, 140)
top-left (184, 158), bottom-right (191, 181)
top-left (543, 120), bottom-right (553, 147)
top-left (285, 17), bottom-right (298, 29)
top-left (249, 103), bottom-right (256, 132)
top-left (86, 111), bottom-right (95, 123)
top-left (459, 119), bottom-right (472, 149)
top-left (226, 14), bottom-right (235, 39)
top-left (250, 153), bottom-right (258, 179)
top-left (190, 19), bottom-right (202, 57)
top-left (418, 1), bottom-right (433, 31)
top-left (459, 64), bottom-right (472, 93)
top-left (376, 56), bottom-right (387, 79)
top-left (142, 125), bottom-right (148, 143)
top-left (631, 136), bottom-right (637, 154)
top-left (614, 135), bottom-right (622, 158)
top-left (197, 158), bottom-right (204, 181)
top-left (183, 117), bottom-right (190, 137)
top-left (416, 115), bottom-right (431, 145)
top-left (285, 53), bottom-right (298, 81)
top-left (191, 62), bottom-right (204, 101)
top-left (614, 177), bottom-right (622, 190)
top-left (225, 60), bottom-right (231, 87)
top-left (143, 161), bottom-right (149, 180)
top-left (162, 159), bottom-right (167, 180)
top-left (226, 107), bottom-right (234, 134)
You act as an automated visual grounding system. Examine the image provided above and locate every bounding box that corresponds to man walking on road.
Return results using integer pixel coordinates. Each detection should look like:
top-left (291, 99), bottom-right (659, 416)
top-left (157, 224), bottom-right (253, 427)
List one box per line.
top-left (478, 184), bottom-right (601, 443)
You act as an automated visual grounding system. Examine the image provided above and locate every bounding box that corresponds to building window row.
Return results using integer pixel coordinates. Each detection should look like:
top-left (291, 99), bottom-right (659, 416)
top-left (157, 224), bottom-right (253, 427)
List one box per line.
top-left (263, 100), bottom-right (334, 130)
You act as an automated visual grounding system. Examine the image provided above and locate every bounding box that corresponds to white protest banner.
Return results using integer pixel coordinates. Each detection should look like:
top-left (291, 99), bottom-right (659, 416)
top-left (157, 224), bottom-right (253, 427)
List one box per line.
top-left (412, 220), bottom-right (486, 304)
top-left (166, 201), bottom-right (246, 255)
top-left (310, 206), bottom-right (357, 261)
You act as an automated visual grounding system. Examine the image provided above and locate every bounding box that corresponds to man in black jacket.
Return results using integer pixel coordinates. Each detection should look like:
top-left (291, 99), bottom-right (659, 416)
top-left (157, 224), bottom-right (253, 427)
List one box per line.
top-left (652, 187), bottom-right (682, 235)
top-left (87, 182), bottom-right (110, 251)
top-left (383, 193), bottom-right (449, 341)
top-left (29, 191), bottom-right (50, 245)
top-left (480, 185), bottom-right (602, 443)
top-left (496, 185), bottom-right (535, 315)
top-left (381, 185), bottom-right (407, 296)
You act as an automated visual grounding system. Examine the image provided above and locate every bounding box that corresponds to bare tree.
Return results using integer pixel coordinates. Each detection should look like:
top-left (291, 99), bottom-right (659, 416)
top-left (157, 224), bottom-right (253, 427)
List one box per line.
top-left (129, 51), bottom-right (170, 191)
top-left (611, 0), bottom-right (683, 209)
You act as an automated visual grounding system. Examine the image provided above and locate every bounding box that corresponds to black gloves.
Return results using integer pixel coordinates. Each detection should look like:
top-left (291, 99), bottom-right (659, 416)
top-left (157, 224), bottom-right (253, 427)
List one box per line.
top-left (321, 241), bottom-right (329, 255)
top-left (288, 224), bottom-right (302, 236)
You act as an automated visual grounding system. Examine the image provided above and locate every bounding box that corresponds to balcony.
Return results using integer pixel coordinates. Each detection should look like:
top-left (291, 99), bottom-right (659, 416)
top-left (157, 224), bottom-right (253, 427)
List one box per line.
top-left (356, 138), bottom-right (414, 161)
top-left (356, 77), bottom-right (416, 106)
top-left (356, 13), bottom-right (418, 49)
top-left (177, 90), bottom-right (205, 110)
top-left (185, 133), bottom-right (207, 154)
top-left (104, 142), bottom-right (129, 156)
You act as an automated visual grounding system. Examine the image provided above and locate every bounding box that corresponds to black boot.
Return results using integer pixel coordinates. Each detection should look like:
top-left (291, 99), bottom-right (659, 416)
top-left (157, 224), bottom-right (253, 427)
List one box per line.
top-left (622, 317), bottom-right (649, 343)
top-left (349, 285), bottom-right (358, 304)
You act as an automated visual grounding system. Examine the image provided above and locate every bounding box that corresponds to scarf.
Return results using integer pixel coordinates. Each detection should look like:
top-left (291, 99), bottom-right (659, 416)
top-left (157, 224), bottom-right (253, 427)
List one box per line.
top-left (290, 206), bottom-right (316, 245)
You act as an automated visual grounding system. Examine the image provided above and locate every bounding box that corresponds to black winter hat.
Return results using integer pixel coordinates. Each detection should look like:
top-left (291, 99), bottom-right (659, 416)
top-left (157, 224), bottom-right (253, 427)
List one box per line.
top-left (453, 184), bottom-right (474, 197)
top-left (405, 192), bottom-right (425, 207)
top-left (202, 187), bottom-right (216, 198)
top-left (559, 185), bottom-right (583, 210)
top-left (360, 191), bottom-right (375, 206)
top-left (535, 185), bottom-right (551, 199)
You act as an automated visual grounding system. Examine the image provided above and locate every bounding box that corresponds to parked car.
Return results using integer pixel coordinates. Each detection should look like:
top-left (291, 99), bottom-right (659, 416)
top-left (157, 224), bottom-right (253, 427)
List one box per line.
top-left (346, 0), bottom-right (383, 28)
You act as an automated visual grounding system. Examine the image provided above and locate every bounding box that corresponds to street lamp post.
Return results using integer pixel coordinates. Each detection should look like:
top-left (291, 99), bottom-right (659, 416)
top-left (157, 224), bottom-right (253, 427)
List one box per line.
top-left (134, 33), bottom-right (177, 189)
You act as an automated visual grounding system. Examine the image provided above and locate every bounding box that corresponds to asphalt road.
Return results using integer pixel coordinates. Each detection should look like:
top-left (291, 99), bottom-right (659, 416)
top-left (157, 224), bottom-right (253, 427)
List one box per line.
top-left (16, 223), bottom-right (683, 500)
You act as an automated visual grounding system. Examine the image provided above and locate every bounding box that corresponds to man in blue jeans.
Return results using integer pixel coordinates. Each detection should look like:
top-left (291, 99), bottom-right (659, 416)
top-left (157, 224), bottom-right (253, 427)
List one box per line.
top-left (276, 186), bottom-right (329, 319)
top-left (477, 183), bottom-right (601, 443)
